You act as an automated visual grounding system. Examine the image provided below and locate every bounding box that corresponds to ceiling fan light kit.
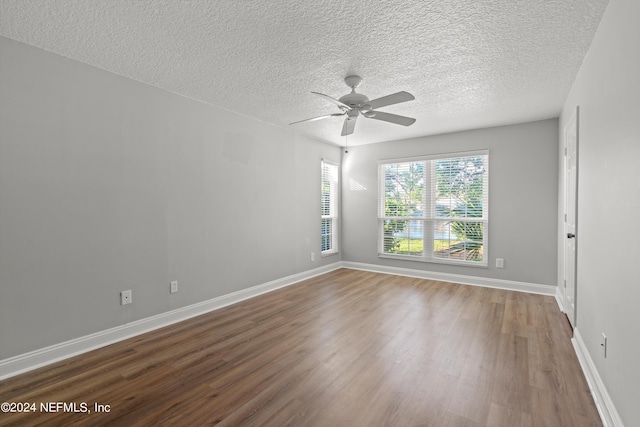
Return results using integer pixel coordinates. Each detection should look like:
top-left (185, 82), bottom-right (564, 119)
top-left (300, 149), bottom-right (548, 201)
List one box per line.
top-left (290, 75), bottom-right (416, 137)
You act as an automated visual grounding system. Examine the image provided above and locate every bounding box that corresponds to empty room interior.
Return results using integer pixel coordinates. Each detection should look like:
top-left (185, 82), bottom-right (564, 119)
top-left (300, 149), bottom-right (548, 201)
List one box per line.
top-left (0, 1), bottom-right (638, 426)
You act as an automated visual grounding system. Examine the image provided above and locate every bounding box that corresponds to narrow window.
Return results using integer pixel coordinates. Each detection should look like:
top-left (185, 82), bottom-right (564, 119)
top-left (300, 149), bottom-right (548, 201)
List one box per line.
top-left (378, 151), bottom-right (488, 266)
top-left (321, 160), bottom-right (339, 255)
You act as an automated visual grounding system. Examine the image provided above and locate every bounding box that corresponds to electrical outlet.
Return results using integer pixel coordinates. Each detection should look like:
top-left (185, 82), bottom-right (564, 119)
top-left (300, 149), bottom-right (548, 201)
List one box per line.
top-left (496, 258), bottom-right (505, 268)
top-left (120, 290), bottom-right (132, 305)
top-left (311, 252), bottom-right (315, 262)
top-left (601, 333), bottom-right (607, 358)
top-left (170, 280), bottom-right (179, 294)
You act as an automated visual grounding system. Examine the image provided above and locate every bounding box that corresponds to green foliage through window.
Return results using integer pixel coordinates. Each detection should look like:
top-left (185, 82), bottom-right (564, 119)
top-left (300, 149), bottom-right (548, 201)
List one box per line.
top-left (379, 152), bottom-right (488, 265)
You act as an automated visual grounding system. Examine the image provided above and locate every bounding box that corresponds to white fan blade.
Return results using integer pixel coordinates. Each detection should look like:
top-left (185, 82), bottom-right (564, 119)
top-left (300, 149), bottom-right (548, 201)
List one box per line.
top-left (367, 91), bottom-right (415, 110)
top-left (311, 92), bottom-right (351, 111)
top-left (341, 116), bottom-right (357, 136)
top-left (367, 111), bottom-right (416, 126)
top-left (290, 112), bottom-right (345, 125)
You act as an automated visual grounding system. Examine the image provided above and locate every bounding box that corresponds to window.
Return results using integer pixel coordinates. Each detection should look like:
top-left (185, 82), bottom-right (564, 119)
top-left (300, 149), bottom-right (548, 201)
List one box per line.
top-left (378, 151), bottom-right (488, 266)
top-left (321, 159), bottom-right (339, 255)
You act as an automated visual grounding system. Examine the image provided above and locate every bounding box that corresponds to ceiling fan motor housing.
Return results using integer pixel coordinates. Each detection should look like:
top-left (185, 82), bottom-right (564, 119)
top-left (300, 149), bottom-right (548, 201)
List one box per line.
top-left (340, 76), bottom-right (372, 113)
top-left (339, 92), bottom-right (369, 110)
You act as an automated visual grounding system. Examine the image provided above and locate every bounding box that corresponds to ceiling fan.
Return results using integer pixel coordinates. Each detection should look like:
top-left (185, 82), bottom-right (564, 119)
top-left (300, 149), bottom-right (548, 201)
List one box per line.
top-left (290, 75), bottom-right (416, 136)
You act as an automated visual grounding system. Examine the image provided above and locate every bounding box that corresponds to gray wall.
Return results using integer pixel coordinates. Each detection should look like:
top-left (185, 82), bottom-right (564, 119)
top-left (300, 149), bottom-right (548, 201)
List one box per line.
top-left (0, 37), bottom-right (342, 359)
top-left (559, 0), bottom-right (640, 423)
top-left (342, 119), bottom-right (559, 286)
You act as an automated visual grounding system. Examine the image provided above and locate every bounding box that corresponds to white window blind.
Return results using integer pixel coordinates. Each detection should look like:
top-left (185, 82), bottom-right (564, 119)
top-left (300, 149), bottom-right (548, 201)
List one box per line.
top-left (378, 151), bottom-right (488, 266)
top-left (321, 160), bottom-right (339, 254)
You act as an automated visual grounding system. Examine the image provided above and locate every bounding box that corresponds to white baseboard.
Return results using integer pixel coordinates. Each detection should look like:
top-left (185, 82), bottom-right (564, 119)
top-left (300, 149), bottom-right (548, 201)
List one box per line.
top-left (555, 286), bottom-right (566, 312)
top-left (4, 261), bottom-right (620, 426)
top-left (0, 262), bottom-right (341, 380)
top-left (0, 261), bottom-right (560, 381)
top-left (341, 261), bottom-right (557, 296)
top-left (572, 328), bottom-right (624, 427)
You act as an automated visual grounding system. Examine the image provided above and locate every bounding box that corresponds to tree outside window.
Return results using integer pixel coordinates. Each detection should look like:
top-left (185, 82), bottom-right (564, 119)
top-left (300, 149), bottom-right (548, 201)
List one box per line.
top-left (379, 152), bottom-right (488, 265)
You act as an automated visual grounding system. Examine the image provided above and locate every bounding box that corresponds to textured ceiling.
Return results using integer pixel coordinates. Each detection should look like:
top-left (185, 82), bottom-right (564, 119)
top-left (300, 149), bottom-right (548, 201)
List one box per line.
top-left (0, 0), bottom-right (609, 146)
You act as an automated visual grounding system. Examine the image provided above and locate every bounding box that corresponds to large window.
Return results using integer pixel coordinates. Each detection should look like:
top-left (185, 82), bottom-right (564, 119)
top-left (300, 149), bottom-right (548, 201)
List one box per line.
top-left (321, 160), bottom-right (339, 255)
top-left (378, 151), bottom-right (488, 266)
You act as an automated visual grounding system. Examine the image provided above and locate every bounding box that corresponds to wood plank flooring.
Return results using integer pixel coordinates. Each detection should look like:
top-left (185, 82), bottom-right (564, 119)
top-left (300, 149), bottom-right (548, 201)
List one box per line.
top-left (0, 269), bottom-right (602, 426)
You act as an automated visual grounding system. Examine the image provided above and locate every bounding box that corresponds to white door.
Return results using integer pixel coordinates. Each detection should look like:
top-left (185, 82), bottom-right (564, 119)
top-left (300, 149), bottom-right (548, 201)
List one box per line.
top-left (564, 107), bottom-right (579, 328)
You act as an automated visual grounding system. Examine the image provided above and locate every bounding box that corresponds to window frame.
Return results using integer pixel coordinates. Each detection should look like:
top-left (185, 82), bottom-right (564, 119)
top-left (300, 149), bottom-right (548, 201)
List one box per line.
top-left (378, 150), bottom-right (489, 267)
top-left (321, 159), bottom-right (339, 256)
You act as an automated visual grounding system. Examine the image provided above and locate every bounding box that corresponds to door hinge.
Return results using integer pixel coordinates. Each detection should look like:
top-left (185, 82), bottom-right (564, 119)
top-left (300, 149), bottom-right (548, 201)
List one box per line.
top-left (564, 279), bottom-right (567, 288)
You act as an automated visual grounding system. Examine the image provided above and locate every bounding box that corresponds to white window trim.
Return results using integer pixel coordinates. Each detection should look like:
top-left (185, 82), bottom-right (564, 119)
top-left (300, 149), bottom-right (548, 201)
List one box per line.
top-left (378, 150), bottom-right (489, 267)
top-left (321, 159), bottom-right (339, 256)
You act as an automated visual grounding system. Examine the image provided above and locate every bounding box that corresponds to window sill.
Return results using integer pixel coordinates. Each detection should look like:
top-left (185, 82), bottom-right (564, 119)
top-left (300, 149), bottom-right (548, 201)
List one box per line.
top-left (321, 251), bottom-right (339, 258)
top-left (377, 253), bottom-right (488, 268)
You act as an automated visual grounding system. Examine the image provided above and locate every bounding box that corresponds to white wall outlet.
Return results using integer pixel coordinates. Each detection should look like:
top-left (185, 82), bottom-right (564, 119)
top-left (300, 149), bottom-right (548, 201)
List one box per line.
top-left (120, 290), bottom-right (132, 305)
top-left (311, 252), bottom-right (315, 262)
top-left (496, 258), bottom-right (505, 268)
top-left (170, 280), bottom-right (179, 294)
top-left (601, 333), bottom-right (607, 358)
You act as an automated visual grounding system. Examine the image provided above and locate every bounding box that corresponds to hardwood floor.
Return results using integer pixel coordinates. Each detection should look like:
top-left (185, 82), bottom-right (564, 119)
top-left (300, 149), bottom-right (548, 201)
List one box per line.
top-left (0, 269), bottom-right (602, 426)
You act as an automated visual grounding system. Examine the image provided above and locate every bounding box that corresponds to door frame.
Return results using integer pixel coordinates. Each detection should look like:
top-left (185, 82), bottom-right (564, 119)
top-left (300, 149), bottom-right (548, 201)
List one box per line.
top-left (562, 106), bottom-right (579, 328)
